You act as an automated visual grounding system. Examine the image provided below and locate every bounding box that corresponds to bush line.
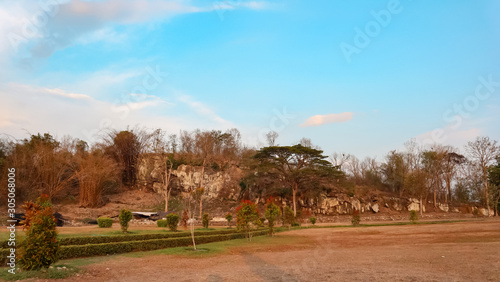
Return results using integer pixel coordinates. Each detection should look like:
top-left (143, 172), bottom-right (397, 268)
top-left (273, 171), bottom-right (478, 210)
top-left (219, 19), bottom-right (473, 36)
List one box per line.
top-left (0, 230), bottom-right (268, 264)
top-left (0, 229), bottom-right (238, 248)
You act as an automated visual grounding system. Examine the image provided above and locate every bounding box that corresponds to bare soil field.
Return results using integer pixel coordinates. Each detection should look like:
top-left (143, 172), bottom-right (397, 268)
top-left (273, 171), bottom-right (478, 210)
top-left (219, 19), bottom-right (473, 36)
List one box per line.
top-left (29, 219), bottom-right (499, 282)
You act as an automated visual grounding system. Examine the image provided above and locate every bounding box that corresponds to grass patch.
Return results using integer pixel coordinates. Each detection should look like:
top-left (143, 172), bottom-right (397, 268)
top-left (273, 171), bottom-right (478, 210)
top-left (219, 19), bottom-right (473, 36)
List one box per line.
top-left (0, 256), bottom-right (111, 281)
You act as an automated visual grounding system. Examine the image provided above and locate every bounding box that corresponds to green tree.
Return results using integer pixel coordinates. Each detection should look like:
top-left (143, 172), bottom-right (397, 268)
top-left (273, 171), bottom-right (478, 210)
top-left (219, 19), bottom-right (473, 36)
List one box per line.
top-left (254, 144), bottom-right (342, 216)
top-left (225, 213), bottom-right (233, 228)
top-left (202, 213), bottom-right (210, 229)
top-left (283, 206), bottom-right (295, 228)
top-left (236, 200), bottom-right (260, 240)
top-left (264, 199), bottom-right (281, 236)
top-left (19, 195), bottom-right (59, 270)
top-left (119, 209), bottom-right (133, 233)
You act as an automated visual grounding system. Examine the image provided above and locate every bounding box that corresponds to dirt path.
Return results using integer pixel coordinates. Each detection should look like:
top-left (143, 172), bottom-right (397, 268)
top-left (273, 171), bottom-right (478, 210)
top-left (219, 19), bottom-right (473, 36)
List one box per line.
top-left (37, 220), bottom-right (500, 281)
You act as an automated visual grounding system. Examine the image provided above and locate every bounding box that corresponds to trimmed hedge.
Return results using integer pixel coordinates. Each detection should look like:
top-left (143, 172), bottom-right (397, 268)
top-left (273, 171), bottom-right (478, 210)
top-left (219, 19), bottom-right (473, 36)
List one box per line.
top-left (97, 217), bottom-right (113, 228)
top-left (0, 229), bottom-right (240, 248)
top-left (157, 219), bottom-right (168, 227)
top-left (0, 230), bottom-right (268, 263)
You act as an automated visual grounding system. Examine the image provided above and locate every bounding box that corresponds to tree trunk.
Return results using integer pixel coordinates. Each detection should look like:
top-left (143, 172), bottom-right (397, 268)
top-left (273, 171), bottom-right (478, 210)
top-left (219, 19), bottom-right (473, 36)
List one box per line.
top-left (420, 196), bottom-right (423, 216)
top-left (495, 192), bottom-right (499, 217)
top-left (164, 161), bottom-right (173, 212)
top-left (484, 175), bottom-right (491, 217)
top-left (292, 184), bottom-right (297, 217)
top-left (164, 190), bottom-right (171, 212)
top-left (199, 159), bottom-right (206, 219)
top-left (190, 218), bottom-right (196, 251)
top-left (445, 174), bottom-right (451, 204)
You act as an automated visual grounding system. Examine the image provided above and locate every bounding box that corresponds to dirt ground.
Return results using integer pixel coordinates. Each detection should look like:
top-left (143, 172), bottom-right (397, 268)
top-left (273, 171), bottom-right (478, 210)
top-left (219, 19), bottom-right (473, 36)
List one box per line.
top-left (31, 219), bottom-right (500, 282)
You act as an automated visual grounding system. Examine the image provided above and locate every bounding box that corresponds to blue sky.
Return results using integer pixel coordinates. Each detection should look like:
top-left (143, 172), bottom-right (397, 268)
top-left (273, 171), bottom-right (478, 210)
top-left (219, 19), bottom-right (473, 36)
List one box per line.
top-left (1, 0), bottom-right (499, 160)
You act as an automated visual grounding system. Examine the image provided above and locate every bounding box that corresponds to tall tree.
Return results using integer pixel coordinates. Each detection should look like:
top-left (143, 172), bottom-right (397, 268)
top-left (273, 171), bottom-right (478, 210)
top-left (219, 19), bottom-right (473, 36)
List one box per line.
top-left (465, 136), bottom-right (499, 216)
top-left (442, 149), bottom-right (465, 203)
top-left (488, 157), bottom-right (500, 216)
top-left (150, 129), bottom-right (175, 212)
top-left (106, 129), bottom-right (152, 187)
top-left (254, 144), bottom-right (341, 216)
top-left (421, 149), bottom-right (446, 207)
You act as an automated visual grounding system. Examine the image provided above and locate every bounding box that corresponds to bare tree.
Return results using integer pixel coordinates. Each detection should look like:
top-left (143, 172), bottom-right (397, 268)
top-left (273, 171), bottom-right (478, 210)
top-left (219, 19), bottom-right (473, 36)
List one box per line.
top-left (151, 129), bottom-right (175, 212)
top-left (465, 136), bottom-right (499, 216)
top-left (330, 152), bottom-right (351, 170)
top-left (265, 131), bottom-right (278, 146)
top-left (74, 148), bottom-right (120, 208)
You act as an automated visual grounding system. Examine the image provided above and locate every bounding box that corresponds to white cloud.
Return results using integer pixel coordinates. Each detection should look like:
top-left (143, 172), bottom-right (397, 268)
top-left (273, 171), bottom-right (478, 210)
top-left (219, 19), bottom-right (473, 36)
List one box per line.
top-left (414, 125), bottom-right (482, 149)
top-left (177, 93), bottom-right (232, 127)
top-left (0, 0), bottom-right (271, 64)
top-left (43, 87), bottom-right (93, 100)
top-left (0, 83), bottom-right (234, 143)
top-left (300, 112), bottom-right (353, 127)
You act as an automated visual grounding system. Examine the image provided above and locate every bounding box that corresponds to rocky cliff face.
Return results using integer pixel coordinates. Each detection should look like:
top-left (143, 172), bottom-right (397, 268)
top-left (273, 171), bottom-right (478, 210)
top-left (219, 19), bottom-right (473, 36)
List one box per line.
top-left (138, 158), bottom-right (485, 216)
top-left (137, 157), bottom-right (241, 200)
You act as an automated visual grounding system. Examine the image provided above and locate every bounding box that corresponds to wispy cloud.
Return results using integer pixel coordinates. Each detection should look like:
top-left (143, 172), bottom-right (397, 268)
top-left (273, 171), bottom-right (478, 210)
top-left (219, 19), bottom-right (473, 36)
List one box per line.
top-left (0, 83), bottom-right (220, 142)
top-left (300, 112), bottom-right (353, 127)
top-left (415, 125), bottom-right (482, 149)
top-left (44, 87), bottom-right (93, 100)
top-left (177, 93), bottom-right (231, 126)
top-left (1, 0), bottom-right (271, 64)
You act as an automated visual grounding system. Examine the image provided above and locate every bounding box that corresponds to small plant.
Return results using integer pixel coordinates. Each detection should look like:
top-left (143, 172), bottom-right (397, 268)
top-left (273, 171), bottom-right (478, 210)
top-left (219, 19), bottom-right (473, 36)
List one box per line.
top-left (351, 209), bottom-right (360, 226)
top-left (202, 213), bottom-right (210, 229)
top-left (156, 219), bottom-right (168, 227)
top-left (291, 222), bottom-right (301, 227)
top-left (225, 213), bottom-right (233, 228)
top-left (97, 217), bottom-right (113, 228)
top-left (409, 210), bottom-right (419, 224)
top-left (309, 216), bottom-right (317, 225)
top-left (265, 199), bottom-right (281, 236)
top-left (119, 209), bottom-right (133, 233)
top-left (166, 213), bottom-right (180, 231)
top-left (236, 200), bottom-right (260, 240)
top-left (283, 206), bottom-right (295, 229)
top-left (19, 195), bottom-right (59, 270)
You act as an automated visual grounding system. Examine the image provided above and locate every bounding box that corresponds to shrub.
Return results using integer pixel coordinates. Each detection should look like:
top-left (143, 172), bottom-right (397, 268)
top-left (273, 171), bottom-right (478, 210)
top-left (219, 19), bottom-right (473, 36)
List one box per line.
top-left (182, 210), bottom-right (189, 229)
top-left (52, 231), bottom-right (268, 261)
top-left (236, 200), bottom-right (260, 240)
top-left (202, 213), bottom-right (210, 229)
top-left (19, 195), bottom-right (59, 270)
top-left (291, 222), bottom-right (301, 227)
top-left (166, 213), bottom-right (180, 231)
top-left (157, 219), bottom-right (168, 227)
top-left (119, 209), bottom-right (133, 233)
top-left (409, 210), bottom-right (419, 224)
top-left (0, 229), bottom-right (241, 249)
top-left (309, 216), bottom-right (317, 225)
top-left (265, 200), bottom-right (281, 236)
top-left (225, 213), bottom-right (233, 228)
top-left (283, 206), bottom-right (295, 228)
top-left (97, 217), bottom-right (113, 228)
top-left (351, 209), bottom-right (360, 226)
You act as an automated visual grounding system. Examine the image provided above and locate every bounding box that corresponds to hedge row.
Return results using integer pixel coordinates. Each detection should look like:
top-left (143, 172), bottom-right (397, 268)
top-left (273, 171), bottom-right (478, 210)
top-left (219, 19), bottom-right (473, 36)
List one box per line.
top-left (0, 230), bottom-right (268, 264)
top-left (0, 229), bottom-right (239, 248)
